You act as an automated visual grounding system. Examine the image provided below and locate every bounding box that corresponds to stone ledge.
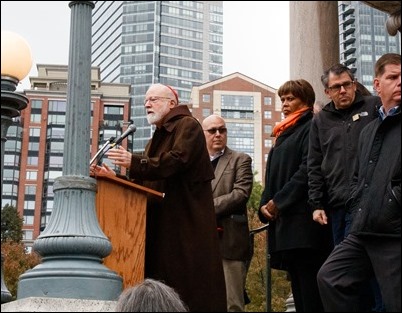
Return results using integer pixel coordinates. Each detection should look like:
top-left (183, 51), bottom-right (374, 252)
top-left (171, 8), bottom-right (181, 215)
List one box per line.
top-left (1, 297), bottom-right (117, 312)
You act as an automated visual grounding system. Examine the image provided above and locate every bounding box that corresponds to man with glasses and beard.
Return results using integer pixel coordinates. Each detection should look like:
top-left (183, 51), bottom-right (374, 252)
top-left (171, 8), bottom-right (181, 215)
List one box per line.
top-left (91, 83), bottom-right (227, 312)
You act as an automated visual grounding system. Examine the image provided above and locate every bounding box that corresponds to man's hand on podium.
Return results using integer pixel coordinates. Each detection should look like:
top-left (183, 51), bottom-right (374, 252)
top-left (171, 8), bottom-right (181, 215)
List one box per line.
top-left (90, 163), bottom-right (117, 178)
top-left (105, 146), bottom-right (132, 168)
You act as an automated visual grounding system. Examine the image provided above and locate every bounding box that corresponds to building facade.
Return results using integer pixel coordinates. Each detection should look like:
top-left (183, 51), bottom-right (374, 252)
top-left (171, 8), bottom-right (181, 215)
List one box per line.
top-left (2, 64), bottom-right (131, 249)
top-left (190, 72), bottom-right (281, 183)
top-left (3, 68), bottom-right (282, 248)
top-left (9, 1), bottom-right (400, 248)
top-left (339, 1), bottom-right (401, 93)
top-left (91, 1), bottom-right (223, 152)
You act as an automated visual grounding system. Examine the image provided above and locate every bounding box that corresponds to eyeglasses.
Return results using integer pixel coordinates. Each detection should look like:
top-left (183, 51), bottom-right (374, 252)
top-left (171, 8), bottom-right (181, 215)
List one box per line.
top-left (204, 127), bottom-right (227, 135)
top-left (144, 96), bottom-right (172, 105)
top-left (327, 81), bottom-right (355, 92)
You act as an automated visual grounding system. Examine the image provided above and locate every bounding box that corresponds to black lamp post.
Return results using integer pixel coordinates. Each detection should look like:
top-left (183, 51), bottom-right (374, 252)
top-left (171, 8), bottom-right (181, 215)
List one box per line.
top-left (1, 30), bottom-right (33, 304)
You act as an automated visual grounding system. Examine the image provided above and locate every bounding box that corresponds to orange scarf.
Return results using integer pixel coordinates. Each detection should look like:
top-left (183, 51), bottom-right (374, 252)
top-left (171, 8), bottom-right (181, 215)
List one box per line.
top-left (272, 107), bottom-right (311, 138)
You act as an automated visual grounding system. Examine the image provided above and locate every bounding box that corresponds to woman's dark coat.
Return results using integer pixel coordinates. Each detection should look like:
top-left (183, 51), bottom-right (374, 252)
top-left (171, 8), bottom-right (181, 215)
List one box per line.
top-left (259, 110), bottom-right (333, 269)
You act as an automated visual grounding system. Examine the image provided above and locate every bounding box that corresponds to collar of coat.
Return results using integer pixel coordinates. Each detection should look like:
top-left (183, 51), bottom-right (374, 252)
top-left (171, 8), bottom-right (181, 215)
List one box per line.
top-left (158, 105), bottom-right (193, 132)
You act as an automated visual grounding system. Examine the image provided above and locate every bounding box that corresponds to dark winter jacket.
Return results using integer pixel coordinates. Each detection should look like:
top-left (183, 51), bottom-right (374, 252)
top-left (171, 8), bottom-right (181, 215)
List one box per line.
top-left (347, 106), bottom-right (401, 237)
top-left (308, 93), bottom-right (381, 211)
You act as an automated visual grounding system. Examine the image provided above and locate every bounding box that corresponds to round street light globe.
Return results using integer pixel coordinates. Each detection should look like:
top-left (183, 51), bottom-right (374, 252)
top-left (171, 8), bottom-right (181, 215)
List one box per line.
top-left (1, 30), bottom-right (33, 81)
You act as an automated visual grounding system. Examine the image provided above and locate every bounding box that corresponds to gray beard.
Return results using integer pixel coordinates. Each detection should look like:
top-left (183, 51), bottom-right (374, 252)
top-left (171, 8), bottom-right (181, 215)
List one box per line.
top-left (147, 105), bottom-right (171, 125)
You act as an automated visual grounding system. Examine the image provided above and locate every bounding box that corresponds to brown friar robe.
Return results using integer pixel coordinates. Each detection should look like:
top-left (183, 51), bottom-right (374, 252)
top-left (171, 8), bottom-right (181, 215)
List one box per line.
top-left (129, 105), bottom-right (227, 312)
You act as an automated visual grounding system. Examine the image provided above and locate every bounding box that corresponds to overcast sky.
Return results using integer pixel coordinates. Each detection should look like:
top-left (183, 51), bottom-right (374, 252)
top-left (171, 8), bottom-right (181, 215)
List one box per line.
top-left (1, 1), bottom-right (289, 91)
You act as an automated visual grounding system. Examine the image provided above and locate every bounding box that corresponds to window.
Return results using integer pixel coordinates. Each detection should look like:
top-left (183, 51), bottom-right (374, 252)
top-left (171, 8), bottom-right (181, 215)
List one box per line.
top-left (264, 111), bottom-right (272, 119)
top-left (49, 156), bottom-right (63, 167)
top-left (28, 142), bottom-right (39, 151)
top-left (202, 108), bottom-right (211, 117)
top-left (50, 142), bottom-right (64, 152)
top-left (264, 125), bottom-right (273, 134)
top-left (23, 229), bottom-right (34, 238)
top-left (30, 114), bottom-right (42, 123)
top-left (3, 183), bottom-right (17, 196)
top-left (104, 106), bottom-right (123, 115)
top-left (29, 128), bottom-right (41, 137)
top-left (24, 201), bottom-right (35, 210)
top-left (48, 114), bottom-right (66, 125)
top-left (48, 171), bottom-right (62, 180)
top-left (47, 200), bottom-right (54, 211)
top-left (25, 185), bottom-right (37, 195)
top-left (26, 171), bottom-right (38, 180)
top-left (202, 94), bottom-right (210, 103)
top-left (264, 139), bottom-right (273, 148)
top-left (30, 99), bottom-right (43, 109)
top-left (27, 156), bottom-right (38, 166)
top-left (23, 218), bottom-right (34, 227)
top-left (47, 127), bottom-right (65, 139)
top-left (2, 199), bottom-right (17, 207)
top-left (49, 100), bottom-right (66, 112)
top-left (264, 97), bottom-right (272, 105)
top-left (3, 169), bottom-right (19, 179)
top-left (221, 95), bottom-right (253, 111)
top-left (4, 154), bottom-right (19, 166)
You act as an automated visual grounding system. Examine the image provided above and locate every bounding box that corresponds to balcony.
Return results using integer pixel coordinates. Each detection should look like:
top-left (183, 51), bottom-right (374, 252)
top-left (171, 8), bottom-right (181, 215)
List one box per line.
top-left (340, 4), bottom-right (355, 16)
top-left (341, 33), bottom-right (356, 45)
top-left (349, 64), bottom-right (357, 74)
top-left (343, 14), bottom-right (356, 25)
top-left (342, 23), bottom-right (356, 35)
top-left (340, 44), bottom-right (356, 55)
top-left (343, 54), bottom-right (357, 66)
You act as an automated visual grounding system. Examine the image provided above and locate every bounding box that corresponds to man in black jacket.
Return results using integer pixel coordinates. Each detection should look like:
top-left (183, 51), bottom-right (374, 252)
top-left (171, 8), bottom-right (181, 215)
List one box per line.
top-left (308, 64), bottom-right (381, 245)
top-left (317, 53), bottom-right (401, 312)
top-left (308, 64), bottom-right (382, 311)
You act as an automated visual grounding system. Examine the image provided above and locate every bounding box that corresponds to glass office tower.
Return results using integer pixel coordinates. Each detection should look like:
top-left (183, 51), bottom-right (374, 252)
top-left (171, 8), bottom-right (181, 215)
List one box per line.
top-left (339, 1), bottom-right (401, 93)
top-left (92, 1), bottom-right (223, 152)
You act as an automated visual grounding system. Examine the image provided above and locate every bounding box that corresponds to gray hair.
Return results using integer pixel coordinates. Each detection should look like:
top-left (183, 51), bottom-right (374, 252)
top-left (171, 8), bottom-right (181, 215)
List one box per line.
top-left (321, 64), bottom-right (355, 89)
top-left (115, 278), bottom-right (188, 312)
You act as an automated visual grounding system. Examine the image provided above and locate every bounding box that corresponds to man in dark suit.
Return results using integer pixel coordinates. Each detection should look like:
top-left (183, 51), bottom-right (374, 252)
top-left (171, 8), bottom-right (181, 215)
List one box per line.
top-left (202, 114), bottom-right (253, 312)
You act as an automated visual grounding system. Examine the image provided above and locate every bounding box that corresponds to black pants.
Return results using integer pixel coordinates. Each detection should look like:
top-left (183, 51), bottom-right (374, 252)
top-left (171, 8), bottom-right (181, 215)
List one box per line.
top-left (284, 249), bottom-right (329, 312)
top-left (317, 234), bottom-right (401, 312)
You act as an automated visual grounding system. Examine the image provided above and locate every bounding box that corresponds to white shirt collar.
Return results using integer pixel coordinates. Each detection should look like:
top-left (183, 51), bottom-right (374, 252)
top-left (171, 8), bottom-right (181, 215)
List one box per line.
top-left (210, 149), bottom-right (225, 161)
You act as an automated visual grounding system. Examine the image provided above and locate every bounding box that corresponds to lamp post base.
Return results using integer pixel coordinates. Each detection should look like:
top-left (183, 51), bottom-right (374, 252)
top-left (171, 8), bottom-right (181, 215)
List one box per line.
top-left (17, 256), bottom-right (122, 301)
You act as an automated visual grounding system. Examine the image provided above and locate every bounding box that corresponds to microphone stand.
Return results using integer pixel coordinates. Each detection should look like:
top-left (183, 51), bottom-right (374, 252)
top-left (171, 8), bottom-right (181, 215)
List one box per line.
top-left (90, 136), bottom-right (115, 166)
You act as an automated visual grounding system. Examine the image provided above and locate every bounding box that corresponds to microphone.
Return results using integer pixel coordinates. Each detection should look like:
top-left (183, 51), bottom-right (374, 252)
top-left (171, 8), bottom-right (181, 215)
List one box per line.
top-left (90, 136), bottom-right (115, 166)
top-left (110, 123), bottom-right (137, 147)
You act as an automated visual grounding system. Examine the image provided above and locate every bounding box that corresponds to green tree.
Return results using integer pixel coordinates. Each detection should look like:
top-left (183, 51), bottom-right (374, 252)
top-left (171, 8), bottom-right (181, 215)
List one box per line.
top-left (2, 241), bottom-right (40, 299)
top-left (247, 173), bottom-right (264, 215)
top-left (245, 176), bottom-right (291, 312)
top-left (1, 204), bottom-right (40, 299)
top-left (1, 204), bottom-right (23, 243)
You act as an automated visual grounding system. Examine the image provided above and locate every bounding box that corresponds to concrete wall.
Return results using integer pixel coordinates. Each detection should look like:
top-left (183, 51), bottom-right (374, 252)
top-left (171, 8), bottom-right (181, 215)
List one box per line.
top-left (289, 1), bottom-right (339, 107)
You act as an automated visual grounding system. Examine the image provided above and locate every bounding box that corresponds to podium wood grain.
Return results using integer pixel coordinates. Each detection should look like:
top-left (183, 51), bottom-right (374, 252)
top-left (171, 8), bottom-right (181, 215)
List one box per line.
top-left (95, 176), bottom-right (163, 288)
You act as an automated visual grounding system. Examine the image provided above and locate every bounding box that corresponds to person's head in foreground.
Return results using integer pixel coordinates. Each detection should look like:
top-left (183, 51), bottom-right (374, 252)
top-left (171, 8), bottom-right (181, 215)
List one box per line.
top-left (115, 278), bottom-right (188, 312)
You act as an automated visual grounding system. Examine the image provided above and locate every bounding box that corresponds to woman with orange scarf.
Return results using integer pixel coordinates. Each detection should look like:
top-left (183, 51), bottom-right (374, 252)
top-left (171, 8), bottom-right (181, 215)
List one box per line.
top-left (259, 79), bottom-right (333, 312)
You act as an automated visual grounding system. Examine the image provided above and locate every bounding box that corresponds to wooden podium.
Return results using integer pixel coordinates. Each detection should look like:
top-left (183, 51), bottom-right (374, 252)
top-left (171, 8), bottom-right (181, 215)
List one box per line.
top-left (95, 175), bottom-right (163, 288)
